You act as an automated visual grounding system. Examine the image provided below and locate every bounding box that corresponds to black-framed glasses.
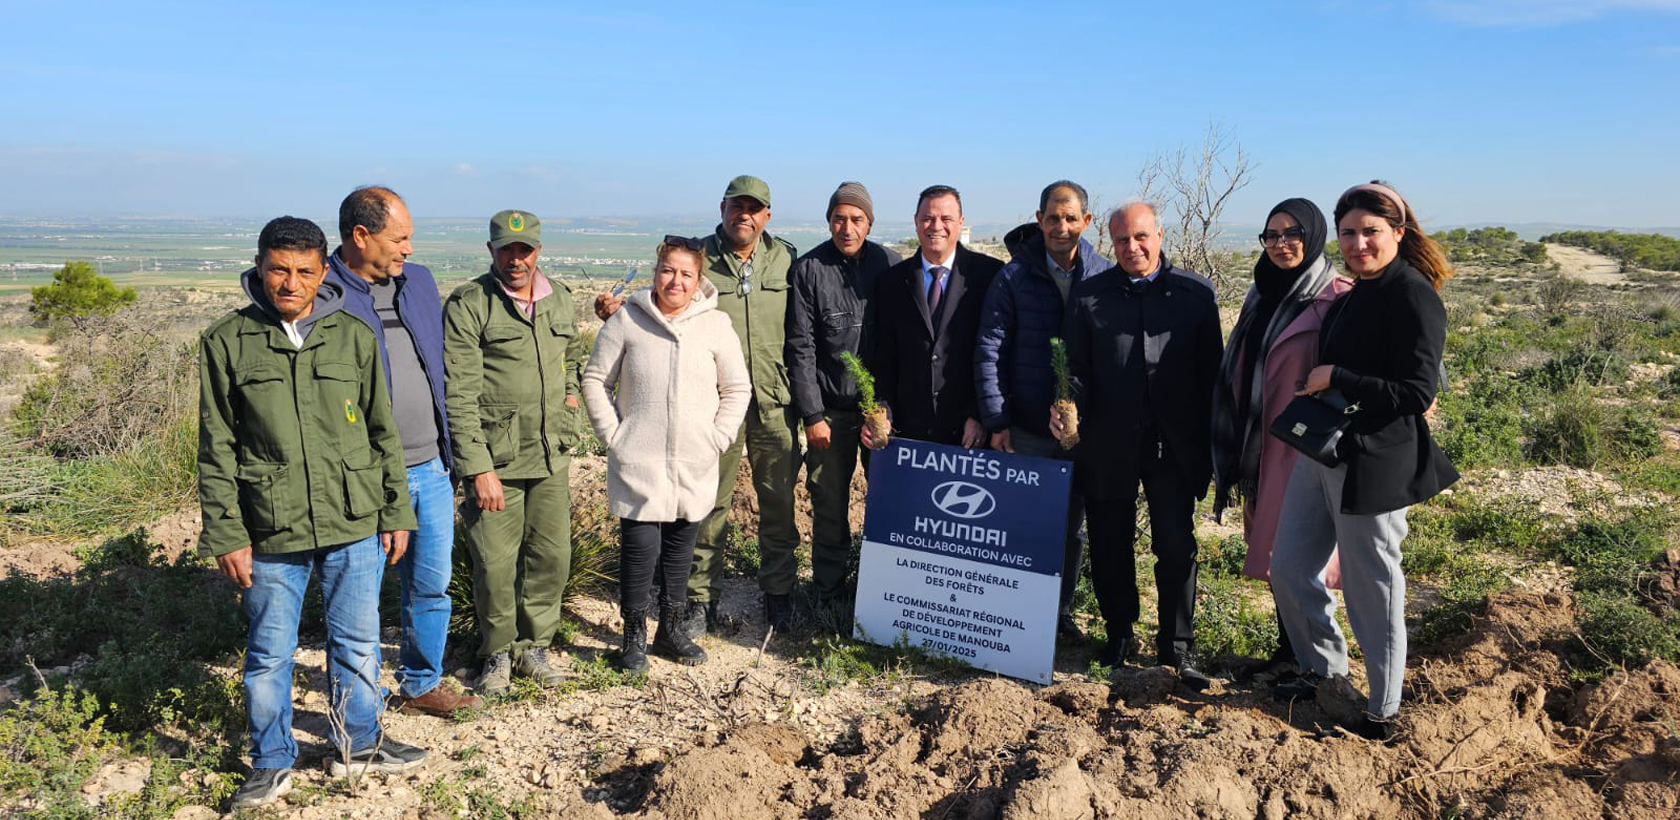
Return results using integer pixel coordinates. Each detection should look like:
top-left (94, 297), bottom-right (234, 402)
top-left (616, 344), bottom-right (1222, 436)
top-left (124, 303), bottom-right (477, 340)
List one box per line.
top-left (737, 259), bottom-right (754, 296)
top-left (1259, 227), bottom-right (1307, 247)
top-left (662, 234), bottom-right (704, 251)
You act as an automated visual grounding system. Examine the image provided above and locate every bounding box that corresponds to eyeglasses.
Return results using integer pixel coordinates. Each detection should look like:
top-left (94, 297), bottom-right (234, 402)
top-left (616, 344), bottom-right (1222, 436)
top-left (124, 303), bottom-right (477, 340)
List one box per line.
top-left (1259, 227), bottom-right (1307, 247)
top-left (662, 234), bottom-right (704, 251)
top-left (737, 259), bottom-right (754, 296)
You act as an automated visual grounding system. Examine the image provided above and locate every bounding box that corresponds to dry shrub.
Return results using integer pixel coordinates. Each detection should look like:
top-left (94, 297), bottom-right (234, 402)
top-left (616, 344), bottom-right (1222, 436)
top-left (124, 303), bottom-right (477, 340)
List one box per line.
top-left (13, 311), bottom-right (196, 459)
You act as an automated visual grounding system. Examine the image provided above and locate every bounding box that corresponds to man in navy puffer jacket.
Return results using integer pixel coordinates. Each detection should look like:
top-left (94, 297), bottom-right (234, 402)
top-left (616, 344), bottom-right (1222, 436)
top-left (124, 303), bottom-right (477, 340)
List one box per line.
top-left (974, 180), bottom-right (1113, 638)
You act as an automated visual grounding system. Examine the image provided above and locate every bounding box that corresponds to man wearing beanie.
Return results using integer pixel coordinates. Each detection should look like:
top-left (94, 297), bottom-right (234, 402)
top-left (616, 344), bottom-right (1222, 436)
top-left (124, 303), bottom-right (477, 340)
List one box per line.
top-left (785, 182), bottom-right (901, 616)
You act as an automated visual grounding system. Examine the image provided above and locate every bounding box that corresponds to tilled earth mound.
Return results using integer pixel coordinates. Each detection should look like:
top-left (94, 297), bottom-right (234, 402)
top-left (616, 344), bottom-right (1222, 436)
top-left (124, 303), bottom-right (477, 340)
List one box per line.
top-left (546, 587), bottom-right (1677, 820)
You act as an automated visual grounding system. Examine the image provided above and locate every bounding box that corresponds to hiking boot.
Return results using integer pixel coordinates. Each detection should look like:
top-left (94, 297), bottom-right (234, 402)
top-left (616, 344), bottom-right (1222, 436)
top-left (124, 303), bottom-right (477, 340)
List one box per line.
top-left (680, 600), bottom-right (712, 641)
top-left (1272, 670), bottom-right (1326, 702)
top-left (619, 608), bottom-right (649, 673)
top-left (654, 606), bottom-right (709, 665)
top-left (229, 767), bottom-right (292, 809)
top-left (764, 593), bottom-right (794, 633)
top-left (327, 738), bottom-right (429, 777)
top-left (514, 648), bottom-right (564, 687)
top-left (477, 652), bottom-right (511, 697)
top-left (397, 683), bottom-right (482, 718)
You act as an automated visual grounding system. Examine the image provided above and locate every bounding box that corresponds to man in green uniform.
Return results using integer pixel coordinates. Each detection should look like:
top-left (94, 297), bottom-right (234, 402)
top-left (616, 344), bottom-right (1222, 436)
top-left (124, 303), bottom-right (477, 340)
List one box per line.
top-left (593, 174), bottom-right (802, 635)
top-left (443, 209), bottom-right (588, 695)
top-left (199, 216), bottom-right (425, 809)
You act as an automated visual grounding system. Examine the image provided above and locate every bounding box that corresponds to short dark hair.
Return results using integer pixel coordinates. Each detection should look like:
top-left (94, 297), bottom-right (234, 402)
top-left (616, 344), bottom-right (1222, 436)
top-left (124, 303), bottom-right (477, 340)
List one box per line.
top-left (258, 216), bottom-right (328, 265)
top-left (338, 185), bottom-right (402, 242)
top-left (916, 184), bottom-right (962, 214)
top-left (1038, 180), bottom-right (1089, 214)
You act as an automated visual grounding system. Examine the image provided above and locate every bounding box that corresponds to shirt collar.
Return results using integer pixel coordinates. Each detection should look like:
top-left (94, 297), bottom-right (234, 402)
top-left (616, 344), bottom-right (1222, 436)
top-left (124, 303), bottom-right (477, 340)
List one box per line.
top-left (920, 249), bottom-right (956, 275)
top-left (498, 267), bottom-right (553, 317)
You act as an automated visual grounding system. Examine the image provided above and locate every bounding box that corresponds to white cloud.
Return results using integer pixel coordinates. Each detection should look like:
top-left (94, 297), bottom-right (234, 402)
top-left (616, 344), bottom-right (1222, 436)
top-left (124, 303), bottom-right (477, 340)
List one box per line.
top-left (1426, 0), bottom-right (1680, 26)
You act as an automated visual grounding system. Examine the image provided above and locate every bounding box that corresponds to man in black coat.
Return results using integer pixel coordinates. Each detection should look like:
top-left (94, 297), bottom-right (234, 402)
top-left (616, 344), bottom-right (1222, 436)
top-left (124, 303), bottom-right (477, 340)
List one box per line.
top-left (1058, 202), bottom-right (1222, 689)
top-left (785, 181), bottom-right (901, 604)
top-left (867, 185), bottom-right (1003, 448)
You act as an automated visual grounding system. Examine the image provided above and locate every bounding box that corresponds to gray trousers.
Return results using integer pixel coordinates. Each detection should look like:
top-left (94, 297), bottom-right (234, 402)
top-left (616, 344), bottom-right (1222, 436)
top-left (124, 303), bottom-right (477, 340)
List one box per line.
top-left (1270, 457), bottom-right (1409, 718)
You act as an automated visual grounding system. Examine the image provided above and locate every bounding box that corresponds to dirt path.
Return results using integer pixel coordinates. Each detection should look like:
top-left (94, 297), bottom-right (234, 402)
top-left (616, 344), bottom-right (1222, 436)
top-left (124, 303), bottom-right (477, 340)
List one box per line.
top-left (1545, 243), bottom-right (1625, 285)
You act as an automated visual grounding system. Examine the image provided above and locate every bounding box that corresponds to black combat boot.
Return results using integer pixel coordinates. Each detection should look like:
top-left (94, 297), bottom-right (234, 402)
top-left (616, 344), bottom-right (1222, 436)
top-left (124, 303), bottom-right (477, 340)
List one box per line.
top-left (619, 608), bottom-right (649, 673)
top-left (654, 605), bottom-right (709, 665)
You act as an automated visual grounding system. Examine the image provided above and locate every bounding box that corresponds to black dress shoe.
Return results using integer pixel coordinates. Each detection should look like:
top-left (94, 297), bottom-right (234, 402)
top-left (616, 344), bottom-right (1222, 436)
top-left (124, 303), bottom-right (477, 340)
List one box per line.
top-left (1056, 611), bottom-right (1084, 640)
top-left (1271, 670), bottom-right (1326, 701)
top-left (764, 593), bottom-right (794, 632)
top-left (1098, 632), bottom-right (1133, 667)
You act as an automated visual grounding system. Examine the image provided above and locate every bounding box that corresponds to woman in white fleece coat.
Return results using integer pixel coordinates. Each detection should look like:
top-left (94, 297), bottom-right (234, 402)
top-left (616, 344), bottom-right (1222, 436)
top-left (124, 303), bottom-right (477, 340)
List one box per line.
top-left (583, 238), bottom-right (750, 671)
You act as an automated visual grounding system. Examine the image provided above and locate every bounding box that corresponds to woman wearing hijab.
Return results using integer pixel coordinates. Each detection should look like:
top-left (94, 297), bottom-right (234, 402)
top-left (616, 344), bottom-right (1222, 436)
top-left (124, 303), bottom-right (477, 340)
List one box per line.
top-left (1269, 182), bottom-right (1459, 739)
top-left (583, 236), bottom-right (751, 672)
top-left (1211, 198), bottom-right (1349, 679)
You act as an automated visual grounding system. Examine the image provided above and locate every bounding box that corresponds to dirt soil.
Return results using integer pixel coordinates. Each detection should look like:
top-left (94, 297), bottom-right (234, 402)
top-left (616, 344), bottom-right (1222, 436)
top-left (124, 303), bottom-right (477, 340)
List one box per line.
top-left (26, 450), bottom-right (1680, 818)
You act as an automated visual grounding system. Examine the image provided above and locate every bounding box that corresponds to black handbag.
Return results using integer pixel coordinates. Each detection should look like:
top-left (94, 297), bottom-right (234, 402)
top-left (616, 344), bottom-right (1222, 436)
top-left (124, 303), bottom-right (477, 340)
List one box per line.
top-left (1268, 389), bottom-right (1361, 467)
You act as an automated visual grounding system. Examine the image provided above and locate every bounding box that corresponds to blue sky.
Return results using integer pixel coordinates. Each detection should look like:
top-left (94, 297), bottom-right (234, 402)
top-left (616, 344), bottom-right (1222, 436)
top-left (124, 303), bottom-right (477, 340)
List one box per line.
top-left (1, 0), bottom-right (1676, 230)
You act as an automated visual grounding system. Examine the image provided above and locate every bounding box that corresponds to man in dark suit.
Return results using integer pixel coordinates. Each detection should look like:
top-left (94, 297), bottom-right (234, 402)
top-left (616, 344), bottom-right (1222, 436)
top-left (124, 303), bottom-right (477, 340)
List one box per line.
top-left (1057, 202), bottom-right (1222, 690)
top-left (866, 185), bottom-right (1003, 448)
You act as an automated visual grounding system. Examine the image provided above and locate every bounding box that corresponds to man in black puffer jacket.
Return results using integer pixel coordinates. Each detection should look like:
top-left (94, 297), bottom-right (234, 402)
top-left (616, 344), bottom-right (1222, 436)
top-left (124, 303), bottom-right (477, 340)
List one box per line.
top-left (974, 180), bottom-right (1113, 637)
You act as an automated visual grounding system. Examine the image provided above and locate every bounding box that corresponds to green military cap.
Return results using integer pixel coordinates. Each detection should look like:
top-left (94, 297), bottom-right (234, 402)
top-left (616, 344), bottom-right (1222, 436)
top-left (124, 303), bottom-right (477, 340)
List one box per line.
top-left (722, 175), bottom-right (771, 208)
top-left (489, 209), bottom-right (542, 249)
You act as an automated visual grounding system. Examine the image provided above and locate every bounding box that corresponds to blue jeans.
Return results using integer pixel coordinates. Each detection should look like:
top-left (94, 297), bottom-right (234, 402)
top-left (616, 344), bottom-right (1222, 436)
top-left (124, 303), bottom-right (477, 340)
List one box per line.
top-left (396, 456), bottom-right (454, 698)
top-left (244, 535), bottom-right (385, 768)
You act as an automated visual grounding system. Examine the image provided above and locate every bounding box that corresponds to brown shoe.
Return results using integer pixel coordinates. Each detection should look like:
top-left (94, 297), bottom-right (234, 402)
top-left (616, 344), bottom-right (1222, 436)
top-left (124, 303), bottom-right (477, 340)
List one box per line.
top-left (397, 684), bottom-right (482, 717)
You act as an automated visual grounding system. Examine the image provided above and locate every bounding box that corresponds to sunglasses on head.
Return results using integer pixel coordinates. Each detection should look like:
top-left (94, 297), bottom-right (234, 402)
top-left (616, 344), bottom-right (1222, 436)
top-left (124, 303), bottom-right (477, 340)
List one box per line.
top-left (663, 234), bottom-right (704, 251)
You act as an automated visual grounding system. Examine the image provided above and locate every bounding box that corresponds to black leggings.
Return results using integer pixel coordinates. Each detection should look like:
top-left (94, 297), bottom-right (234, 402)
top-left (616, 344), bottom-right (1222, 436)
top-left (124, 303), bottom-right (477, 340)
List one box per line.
top-left (619, 518), bottom-right (700, 614)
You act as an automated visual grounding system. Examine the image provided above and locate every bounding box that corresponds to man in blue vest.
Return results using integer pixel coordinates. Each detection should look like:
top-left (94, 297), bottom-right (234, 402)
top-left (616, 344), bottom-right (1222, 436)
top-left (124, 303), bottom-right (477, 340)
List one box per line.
top-left (327, 186), bottom-right (480, 717)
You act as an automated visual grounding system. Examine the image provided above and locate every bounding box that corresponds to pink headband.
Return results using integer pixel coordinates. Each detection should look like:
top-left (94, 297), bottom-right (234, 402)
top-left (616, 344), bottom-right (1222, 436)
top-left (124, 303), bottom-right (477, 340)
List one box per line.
top-left (1341, 183), bottom-right (1410, 224)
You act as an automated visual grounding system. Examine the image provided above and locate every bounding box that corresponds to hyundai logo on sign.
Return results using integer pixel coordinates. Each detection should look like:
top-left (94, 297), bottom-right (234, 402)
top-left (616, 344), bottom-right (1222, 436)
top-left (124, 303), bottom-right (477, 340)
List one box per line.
top-left (931, 481), bottom-right (997, 519)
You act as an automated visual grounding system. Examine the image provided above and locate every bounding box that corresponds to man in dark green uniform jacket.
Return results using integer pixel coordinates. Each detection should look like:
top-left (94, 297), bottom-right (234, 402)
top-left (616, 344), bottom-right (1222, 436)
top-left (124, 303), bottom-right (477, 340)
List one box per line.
top-left (199, 217), bottom-right (424, 809)
top-left (443, 209), bottom-right (588, 696)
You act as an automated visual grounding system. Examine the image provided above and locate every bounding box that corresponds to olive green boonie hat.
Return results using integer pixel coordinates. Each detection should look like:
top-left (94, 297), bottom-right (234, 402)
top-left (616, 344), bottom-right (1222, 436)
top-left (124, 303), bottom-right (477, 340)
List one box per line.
top-left (722, 175), bottom-right (771, 208)
top-left (489, 209), bottom-right (542, 249)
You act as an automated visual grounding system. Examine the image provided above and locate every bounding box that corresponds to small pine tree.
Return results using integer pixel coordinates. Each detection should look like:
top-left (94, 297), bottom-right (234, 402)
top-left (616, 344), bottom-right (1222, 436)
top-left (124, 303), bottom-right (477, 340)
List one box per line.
top-left (30, 261), bottom-right (137, 323)
top-left (841, 351), bottom-right (879, 415)
top-left (1050, 337), bottom-right (1072, 401)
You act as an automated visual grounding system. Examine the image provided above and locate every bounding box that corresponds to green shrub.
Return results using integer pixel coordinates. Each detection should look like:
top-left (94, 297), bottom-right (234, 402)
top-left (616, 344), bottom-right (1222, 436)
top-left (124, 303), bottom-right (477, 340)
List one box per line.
top-left (1193, 573), bottom-right (1277, 658)
top-left (1574, 590), bottom-right (1680, 668)
top-left (1544, 509), bottom-right (1671, 594)
top-left (1435, 375), bottom-right (1528, 468)
top-left (1612, 410), bottom-right (1664, 461)
top-left (0, 529), bottom-right (247, 735)
top-left (1202, 533), bottom-right (1247, 578)
top-left (28, 261), bottom-right (138, 324)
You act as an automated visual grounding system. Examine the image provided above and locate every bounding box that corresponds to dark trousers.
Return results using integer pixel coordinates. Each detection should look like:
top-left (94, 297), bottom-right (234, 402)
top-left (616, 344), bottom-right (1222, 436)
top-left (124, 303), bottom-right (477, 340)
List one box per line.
top-left (1007, 426), bottom-right (1085, 614)
top-left (1083, 436), bottom-right (1199, 657)
top-left (620, 518), bottom-right (700, 614)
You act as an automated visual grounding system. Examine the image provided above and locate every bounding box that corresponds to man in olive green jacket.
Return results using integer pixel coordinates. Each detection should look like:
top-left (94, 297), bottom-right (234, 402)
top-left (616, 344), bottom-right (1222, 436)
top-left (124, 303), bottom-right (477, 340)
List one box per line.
top-left (443, 209), bottom-right (589, 696)
top-left (199, 216), bottom-right (423, 808)
top-left (692, 175), bottom-right (801, 634)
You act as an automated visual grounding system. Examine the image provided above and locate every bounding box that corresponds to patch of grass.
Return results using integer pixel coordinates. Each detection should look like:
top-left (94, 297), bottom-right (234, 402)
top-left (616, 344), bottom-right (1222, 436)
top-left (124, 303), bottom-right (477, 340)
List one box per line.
top-left (1434, 375), bottom-right (1529, 469)
top-left (1575, 591), bottom-right (1680, 668)
top-left (727, 529), bottom-right (761, 579)
top-left (1528, 387), bottom-right (1609, 468)
top-left (1201, 533), bottom-right (1247, 578)
top-left (1414, 561), bottom-right (1513, 646)
top-left (421, 773), bottom-right (543, 820)
top-left (1541, 507), bottom-right (1680, 673)
top-left (796, 632), bottom-right (968, 695)
top-left (1617, 459), bottom-right (1680, 495)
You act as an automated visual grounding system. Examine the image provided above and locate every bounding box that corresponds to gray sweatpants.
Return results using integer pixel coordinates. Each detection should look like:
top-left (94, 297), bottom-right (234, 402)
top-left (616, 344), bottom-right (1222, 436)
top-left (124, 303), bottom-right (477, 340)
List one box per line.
top-left (1270, 457), bottom-right (1409, 718)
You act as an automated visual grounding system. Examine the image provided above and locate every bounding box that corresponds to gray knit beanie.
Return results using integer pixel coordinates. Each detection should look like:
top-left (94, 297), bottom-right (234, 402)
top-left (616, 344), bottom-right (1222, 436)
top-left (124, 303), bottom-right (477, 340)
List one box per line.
top-left (827, 181), bottom-right (874, 224)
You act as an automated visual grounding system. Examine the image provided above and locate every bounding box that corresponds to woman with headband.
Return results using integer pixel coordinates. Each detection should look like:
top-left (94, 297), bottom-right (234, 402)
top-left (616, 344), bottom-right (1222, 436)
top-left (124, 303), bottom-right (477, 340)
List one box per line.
top-left (583, 236), bottom-right (751, 672)
top-left (1268, 181), bottom-right (1459, 739)
top-left (1210, 197), bottom-right (1350, 682)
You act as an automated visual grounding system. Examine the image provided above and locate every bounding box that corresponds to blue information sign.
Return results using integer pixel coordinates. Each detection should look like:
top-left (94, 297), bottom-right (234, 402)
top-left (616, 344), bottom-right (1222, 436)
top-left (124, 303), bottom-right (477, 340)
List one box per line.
top-left (853, 438), bottom-right (1072, 683)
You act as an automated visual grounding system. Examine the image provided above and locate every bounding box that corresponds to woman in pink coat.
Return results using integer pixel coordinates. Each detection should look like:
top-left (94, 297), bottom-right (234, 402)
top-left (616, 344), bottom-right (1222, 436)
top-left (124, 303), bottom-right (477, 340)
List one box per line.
top-left (1211, 197), bottom-right (1348, 676)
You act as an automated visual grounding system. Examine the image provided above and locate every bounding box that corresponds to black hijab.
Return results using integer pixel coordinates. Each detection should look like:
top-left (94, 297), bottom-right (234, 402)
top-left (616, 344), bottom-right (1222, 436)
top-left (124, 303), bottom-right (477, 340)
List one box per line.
top-left (1238, 199), bottom-right (1328, 385)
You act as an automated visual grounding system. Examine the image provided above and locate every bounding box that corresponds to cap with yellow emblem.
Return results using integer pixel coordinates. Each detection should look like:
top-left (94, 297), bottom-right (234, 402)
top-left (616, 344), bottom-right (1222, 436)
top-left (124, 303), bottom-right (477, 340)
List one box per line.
top-left (489, 209), bottom-right (542, 249)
